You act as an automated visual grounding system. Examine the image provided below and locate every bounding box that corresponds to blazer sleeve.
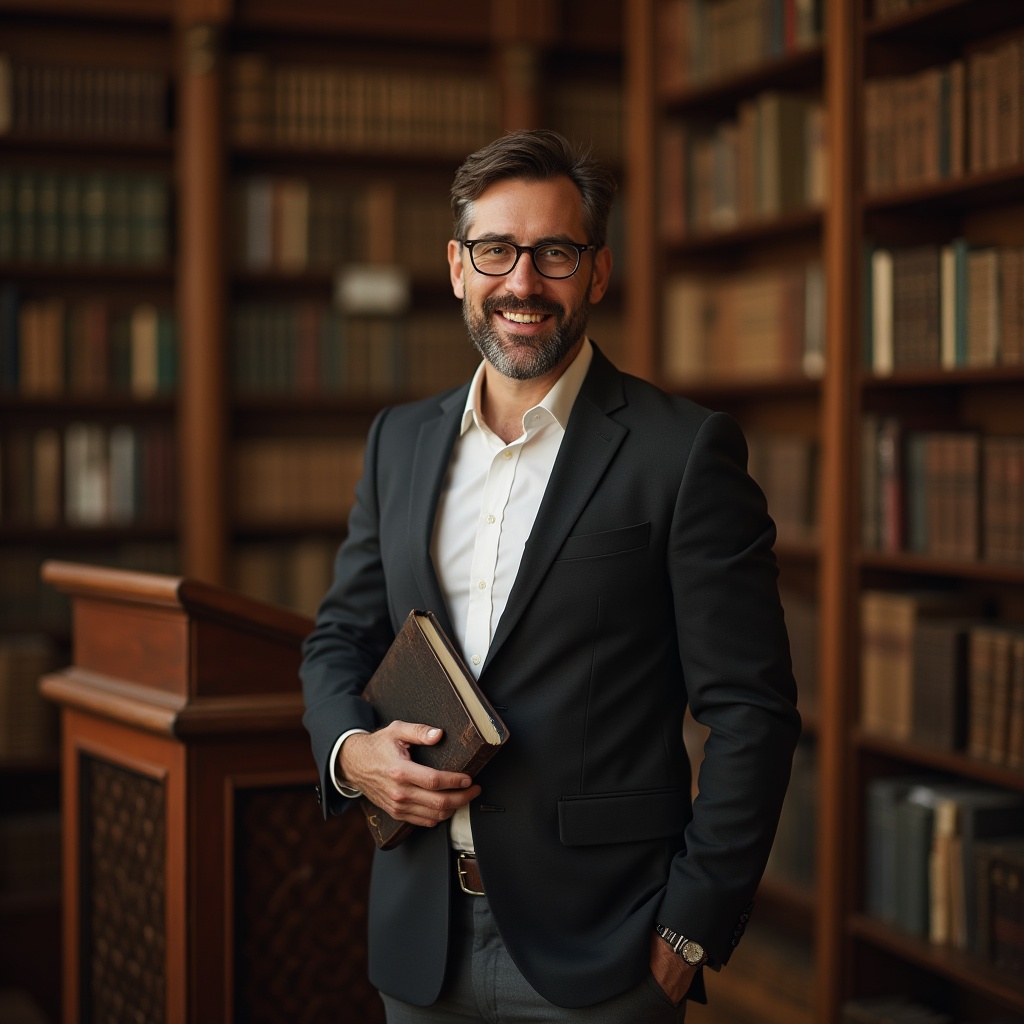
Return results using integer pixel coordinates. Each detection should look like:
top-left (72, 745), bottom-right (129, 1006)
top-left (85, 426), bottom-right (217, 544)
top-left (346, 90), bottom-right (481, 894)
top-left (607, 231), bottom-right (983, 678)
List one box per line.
top-left (660, 410), bottom-right (802, 963)
top-left (300, 407), bottom-right (396, 818)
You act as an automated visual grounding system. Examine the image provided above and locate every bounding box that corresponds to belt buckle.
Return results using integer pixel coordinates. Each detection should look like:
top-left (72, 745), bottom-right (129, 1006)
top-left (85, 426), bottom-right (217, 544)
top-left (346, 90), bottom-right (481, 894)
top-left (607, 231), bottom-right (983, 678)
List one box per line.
top-left (456, 852), bottom-right (485, 896)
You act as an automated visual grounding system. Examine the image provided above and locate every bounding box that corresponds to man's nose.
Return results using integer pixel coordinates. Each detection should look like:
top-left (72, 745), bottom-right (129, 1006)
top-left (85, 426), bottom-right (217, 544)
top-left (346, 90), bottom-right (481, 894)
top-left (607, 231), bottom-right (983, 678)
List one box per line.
top-left (504, 251), bottom-right (545, 295)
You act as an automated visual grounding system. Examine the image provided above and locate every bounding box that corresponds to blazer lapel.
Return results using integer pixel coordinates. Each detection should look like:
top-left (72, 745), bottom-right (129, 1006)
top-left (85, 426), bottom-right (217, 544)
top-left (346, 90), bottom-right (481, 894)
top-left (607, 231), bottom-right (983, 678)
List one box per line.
top-left (407, 386), bottom-right (468, 641)
top-left (484, 350), bottom-right (628, 666)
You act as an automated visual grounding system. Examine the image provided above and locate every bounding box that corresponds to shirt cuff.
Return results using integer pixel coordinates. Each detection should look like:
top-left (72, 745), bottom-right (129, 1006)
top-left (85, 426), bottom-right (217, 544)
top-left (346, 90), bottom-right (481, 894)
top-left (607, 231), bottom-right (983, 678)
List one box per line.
top-left (330, 729), bottom-right (370, 797)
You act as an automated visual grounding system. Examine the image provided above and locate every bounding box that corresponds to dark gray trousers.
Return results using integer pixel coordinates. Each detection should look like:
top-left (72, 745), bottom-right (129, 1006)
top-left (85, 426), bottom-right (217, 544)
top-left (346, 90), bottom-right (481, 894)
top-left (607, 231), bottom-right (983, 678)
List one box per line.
top-left (381, 891), bottom-right (687, 1023)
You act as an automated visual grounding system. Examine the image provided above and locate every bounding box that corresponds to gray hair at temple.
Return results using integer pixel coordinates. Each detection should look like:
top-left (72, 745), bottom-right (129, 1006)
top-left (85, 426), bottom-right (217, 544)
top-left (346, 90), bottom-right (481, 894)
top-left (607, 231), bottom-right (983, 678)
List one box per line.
top-left (450, 129), bottom-right (618, 249)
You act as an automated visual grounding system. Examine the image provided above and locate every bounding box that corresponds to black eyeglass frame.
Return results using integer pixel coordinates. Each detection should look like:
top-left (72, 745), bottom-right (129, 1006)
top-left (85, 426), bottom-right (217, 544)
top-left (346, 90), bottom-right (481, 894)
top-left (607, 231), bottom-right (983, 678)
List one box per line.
top-left (459, 239), bottom-right (595, 280)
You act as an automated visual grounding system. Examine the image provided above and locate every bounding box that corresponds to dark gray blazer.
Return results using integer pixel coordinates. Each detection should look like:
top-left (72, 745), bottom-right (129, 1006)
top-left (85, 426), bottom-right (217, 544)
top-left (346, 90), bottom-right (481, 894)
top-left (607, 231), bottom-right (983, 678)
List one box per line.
top-left (300, 345), bottom-right (801, 1009)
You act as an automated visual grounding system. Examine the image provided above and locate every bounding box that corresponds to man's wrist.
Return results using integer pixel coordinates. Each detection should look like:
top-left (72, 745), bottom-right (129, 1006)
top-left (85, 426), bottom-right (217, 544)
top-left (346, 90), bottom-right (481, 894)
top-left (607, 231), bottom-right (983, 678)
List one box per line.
top-left (330, 728), bottom-right (370, 796)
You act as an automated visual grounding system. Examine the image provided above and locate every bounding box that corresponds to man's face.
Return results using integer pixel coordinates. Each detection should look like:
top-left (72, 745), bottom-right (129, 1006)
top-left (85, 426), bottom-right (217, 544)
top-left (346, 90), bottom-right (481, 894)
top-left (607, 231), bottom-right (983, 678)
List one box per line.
top-left (447, 176), bottom-right (612, 382)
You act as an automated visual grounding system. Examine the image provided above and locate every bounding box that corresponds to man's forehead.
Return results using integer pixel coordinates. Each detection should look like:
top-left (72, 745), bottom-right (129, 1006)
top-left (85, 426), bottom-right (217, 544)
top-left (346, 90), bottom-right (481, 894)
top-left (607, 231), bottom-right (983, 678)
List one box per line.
top-left (467, 176), bottom-right (587, 239)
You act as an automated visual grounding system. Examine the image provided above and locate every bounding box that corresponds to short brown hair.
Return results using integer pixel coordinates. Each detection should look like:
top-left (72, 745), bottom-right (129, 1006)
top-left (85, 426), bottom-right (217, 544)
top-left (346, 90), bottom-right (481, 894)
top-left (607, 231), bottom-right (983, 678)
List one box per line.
top-left (450, 129), bottom-right (618, 248)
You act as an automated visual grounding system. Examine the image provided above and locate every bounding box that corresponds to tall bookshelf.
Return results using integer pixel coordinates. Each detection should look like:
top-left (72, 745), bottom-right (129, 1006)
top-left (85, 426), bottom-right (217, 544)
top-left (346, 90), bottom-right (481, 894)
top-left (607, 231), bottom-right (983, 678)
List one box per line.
top-left (628, 1), bottom-right (1024, 1022)
top-left (0, 1), bottom-right (625, 1018)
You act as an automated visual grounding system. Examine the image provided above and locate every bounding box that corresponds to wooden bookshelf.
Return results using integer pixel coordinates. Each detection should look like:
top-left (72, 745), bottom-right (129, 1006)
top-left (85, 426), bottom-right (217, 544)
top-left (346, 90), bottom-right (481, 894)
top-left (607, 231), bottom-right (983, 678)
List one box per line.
top-left (628, 1), bottom-right (1024, 1021)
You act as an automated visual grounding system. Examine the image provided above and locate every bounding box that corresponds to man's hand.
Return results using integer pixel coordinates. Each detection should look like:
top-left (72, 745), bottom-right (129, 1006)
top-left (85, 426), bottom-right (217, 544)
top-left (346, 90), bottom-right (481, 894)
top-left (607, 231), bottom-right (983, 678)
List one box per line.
top-left (649, 932), bottom-right (698, 1006)
top-left (338, 721), bottom-right (481, 828)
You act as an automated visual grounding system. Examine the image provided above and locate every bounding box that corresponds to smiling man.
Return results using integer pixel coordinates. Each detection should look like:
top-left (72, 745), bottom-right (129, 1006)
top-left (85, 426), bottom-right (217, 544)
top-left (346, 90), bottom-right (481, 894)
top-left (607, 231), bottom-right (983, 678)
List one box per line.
top-left (301, 130), bottom-right (801, 1023)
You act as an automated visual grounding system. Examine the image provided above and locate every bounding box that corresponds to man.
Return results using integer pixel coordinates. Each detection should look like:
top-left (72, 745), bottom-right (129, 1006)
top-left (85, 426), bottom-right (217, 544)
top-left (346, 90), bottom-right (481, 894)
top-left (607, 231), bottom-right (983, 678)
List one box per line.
top-left (301, 129), bottom-right (800, 1022)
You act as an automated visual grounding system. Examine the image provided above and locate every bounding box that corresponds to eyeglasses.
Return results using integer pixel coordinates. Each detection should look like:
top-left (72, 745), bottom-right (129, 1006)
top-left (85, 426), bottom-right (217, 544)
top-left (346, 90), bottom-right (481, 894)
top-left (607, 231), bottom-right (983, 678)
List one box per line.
top-left (460, 239), bottom-right (594, 280)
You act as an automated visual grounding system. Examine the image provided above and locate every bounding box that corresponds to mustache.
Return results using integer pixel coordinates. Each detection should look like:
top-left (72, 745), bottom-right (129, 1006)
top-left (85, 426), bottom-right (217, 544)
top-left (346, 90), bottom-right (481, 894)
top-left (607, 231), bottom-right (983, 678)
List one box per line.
top-left (482, 295), bottom-right (564, 317)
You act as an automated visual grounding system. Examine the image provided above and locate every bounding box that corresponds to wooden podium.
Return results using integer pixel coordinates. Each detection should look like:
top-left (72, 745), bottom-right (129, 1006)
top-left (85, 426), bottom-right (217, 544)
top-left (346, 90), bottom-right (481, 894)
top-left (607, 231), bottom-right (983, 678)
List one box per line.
top-left (40, 561), bottom-right (383, 1024)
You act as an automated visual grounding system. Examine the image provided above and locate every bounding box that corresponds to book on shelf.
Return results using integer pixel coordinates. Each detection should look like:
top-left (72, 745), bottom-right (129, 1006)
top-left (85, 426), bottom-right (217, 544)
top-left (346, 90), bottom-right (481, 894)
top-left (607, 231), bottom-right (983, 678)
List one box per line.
top-left (233, 437), bottom-right (365, 527)
top-left (779, 587), bottom-right (819, 715)
top-left (865, 776), bottom-right (1024, 955)
top-left (655, 0), bottom-right (824, 91)
top-left (0, 55), bottom-right (169, 139)
top-left (1, 168), bottom-right (170, 267)
top-left (660, 89), bottom-right (825, 237)
top-left (859, 590), bottom-right (981, 742)
top-left (974, 837), bottom-right (1024, 976)
top-left (967, 624), bottom-right (1024, 769)
top-left (661, 261), bottom-right (824, 384)
top-left (358, 609), bottom-right (509, 850)
top-left (859, 35), bottom-right (1024, 197)
top-left (910, 618), bottom-right (972, 754)
top-left (227, 58), bottom-right (498, 157)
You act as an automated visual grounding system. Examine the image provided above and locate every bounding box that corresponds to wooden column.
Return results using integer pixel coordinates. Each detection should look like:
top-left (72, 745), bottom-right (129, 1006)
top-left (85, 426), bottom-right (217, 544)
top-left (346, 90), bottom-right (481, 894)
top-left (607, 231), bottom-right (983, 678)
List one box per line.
top-left (40, 561), bottom-right (381, 1024)
top-left (177, 15), bottom-right (228, 585)
top-left (817, 0), bottom-right (862, 1017)
top-left (624, 0), bottom-right (658, 382)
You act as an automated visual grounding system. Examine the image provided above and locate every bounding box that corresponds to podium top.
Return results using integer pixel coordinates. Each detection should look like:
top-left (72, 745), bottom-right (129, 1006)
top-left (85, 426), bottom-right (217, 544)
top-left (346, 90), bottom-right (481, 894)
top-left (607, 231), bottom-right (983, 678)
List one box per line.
top-left (40, 561), bottom-right (318, 734)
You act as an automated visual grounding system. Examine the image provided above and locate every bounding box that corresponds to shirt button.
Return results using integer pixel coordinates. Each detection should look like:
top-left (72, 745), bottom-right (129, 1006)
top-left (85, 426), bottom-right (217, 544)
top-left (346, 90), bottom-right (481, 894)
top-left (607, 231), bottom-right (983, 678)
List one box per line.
top-left (486, 514), bottom-right (496, 524)
top-left (503, 450), bottom-right (512, 459)
top-left (478, 580), bottom-right (487, 590)
top-left (472, 655), bottom-right (481, 665)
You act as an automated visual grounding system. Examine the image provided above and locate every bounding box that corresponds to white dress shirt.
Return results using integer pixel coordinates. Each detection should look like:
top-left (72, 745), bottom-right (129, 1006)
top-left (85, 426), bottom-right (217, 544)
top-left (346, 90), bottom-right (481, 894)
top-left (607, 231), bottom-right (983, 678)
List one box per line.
top-left (333, 339), bottom-right (594, 854)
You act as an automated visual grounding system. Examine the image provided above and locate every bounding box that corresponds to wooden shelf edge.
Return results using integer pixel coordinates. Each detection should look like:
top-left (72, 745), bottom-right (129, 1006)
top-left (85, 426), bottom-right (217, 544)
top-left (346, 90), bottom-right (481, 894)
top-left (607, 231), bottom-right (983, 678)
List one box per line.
top-left (850, 913), bottom-right (1024, 1013)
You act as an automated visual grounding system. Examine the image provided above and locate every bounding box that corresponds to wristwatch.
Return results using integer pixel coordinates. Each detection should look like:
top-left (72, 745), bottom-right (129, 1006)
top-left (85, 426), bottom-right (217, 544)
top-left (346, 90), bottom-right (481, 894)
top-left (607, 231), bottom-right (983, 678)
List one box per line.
top-left (655, 923), bottom-right (708, 967)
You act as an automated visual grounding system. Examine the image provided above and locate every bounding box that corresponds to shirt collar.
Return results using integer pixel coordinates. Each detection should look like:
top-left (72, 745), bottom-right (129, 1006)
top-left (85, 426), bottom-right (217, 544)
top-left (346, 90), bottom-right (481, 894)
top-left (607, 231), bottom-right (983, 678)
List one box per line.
top-left (459, 338), bottom-right (593, 437)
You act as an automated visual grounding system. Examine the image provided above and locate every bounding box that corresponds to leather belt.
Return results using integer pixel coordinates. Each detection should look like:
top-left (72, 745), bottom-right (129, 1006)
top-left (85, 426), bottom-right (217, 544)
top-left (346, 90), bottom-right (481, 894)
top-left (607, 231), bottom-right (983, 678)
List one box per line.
top-left (456, 852), bottom-right (485, 896)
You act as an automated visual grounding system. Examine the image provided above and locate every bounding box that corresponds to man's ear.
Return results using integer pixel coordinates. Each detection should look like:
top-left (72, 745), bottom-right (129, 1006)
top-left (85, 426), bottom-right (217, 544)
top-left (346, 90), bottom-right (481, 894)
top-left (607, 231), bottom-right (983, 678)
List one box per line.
top-left (448, 239), bottom-right (466, 299)
top-left (588, 245), bottom-right (613, 304)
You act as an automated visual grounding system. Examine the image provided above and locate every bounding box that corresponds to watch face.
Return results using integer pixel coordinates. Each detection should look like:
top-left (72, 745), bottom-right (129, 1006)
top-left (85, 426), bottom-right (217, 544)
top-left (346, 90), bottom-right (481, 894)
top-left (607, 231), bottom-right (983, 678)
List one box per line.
top-left (681, 939), bottom-right (705, 966)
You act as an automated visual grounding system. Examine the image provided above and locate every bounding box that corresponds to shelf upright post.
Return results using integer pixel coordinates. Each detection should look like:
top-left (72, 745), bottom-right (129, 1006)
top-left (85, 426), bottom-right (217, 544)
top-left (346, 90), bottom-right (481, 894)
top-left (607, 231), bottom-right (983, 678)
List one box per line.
top-left (177, 7), bottom-right (229, 585)
top-left (817, 0), bottom-right (863, 1017)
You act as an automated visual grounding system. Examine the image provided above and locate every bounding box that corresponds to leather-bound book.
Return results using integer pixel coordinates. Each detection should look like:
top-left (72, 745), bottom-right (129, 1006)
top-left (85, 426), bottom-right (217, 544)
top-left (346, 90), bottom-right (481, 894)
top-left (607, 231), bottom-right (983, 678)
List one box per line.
top-left (360, 609), bottom-right (509, 850)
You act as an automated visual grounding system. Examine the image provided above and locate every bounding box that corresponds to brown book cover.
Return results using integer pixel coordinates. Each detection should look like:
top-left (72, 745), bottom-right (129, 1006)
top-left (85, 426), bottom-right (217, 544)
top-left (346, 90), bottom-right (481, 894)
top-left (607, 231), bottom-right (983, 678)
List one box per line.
top-left (359, 609), bottom-right (509, 850)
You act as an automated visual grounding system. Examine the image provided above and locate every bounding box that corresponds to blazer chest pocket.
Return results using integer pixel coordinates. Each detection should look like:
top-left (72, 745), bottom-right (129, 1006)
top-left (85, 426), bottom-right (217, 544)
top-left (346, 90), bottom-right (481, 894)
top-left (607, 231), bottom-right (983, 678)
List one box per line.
top-left (555, 521), bottom-right (650, 562)
top-left (558, 788), bottom-right (688, 846)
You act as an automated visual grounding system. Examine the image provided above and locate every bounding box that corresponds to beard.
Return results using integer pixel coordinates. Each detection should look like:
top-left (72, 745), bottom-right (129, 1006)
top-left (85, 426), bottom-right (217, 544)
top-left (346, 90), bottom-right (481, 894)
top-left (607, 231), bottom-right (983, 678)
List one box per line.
top-left (462, 291), bottom-right (591, 381)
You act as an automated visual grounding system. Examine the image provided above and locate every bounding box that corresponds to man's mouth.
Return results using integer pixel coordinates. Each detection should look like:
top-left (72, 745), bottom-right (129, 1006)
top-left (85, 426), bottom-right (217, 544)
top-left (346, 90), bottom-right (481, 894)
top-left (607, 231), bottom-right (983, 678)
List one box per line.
top-left (500, 311), bottom-right (549, 324)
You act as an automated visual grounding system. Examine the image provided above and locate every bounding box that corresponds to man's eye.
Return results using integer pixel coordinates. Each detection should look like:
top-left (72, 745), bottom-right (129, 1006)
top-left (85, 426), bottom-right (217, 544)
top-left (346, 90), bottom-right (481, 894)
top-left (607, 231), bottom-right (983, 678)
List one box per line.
top-left (543, 247), bottom-right (572, 260)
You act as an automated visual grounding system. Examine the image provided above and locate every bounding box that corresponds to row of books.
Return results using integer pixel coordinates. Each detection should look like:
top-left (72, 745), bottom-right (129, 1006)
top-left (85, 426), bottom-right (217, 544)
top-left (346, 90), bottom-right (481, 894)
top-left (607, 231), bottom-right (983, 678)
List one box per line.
top-left (864, 31), bottom-right (1024, 196)
top-left (866, 240), bottom-right (1024, 373)
top-left (861, 418), bottom-right (1024, 565)
top-left (231, 537), bottom-right (339, 618)
top-left (746, 431), bottom-right (819, 545)
top-left (0, 168), bottom-right (170, 266)
top-left (232, 177), bottom-right (453, 277)
top-left (661, 261), bottom-right (825, 383)
top-left (860, 590), bottom-right (1024, 770)
top-left (0, 54), bottom-right (170, 139)
top-left (656, 0), bottom-right (824, 93)
top-left (228, 56), bottom-right (498, 156)
top-left (1, 423), bottom-right (176, 528)
top-left (660, 90), bottom-right (826, 238)
top-left (0, 634), bottom-right (59, 761)
top-left (0, 289), bottom-right (177, 396)
top-left (0, 542), bottom-right (177, 632)
top-left (865, 774), bottom-right (1023, 970)
top-left (232, 304), bottom-right (479, 398)
top-left (233, 437), bottom-right (365, 527)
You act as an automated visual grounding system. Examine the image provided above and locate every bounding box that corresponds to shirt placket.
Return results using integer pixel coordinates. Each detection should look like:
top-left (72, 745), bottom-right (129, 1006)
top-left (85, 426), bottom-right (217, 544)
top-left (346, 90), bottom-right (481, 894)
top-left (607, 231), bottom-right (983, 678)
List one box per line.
top-left (463, 437), bottom-right (522, 678)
